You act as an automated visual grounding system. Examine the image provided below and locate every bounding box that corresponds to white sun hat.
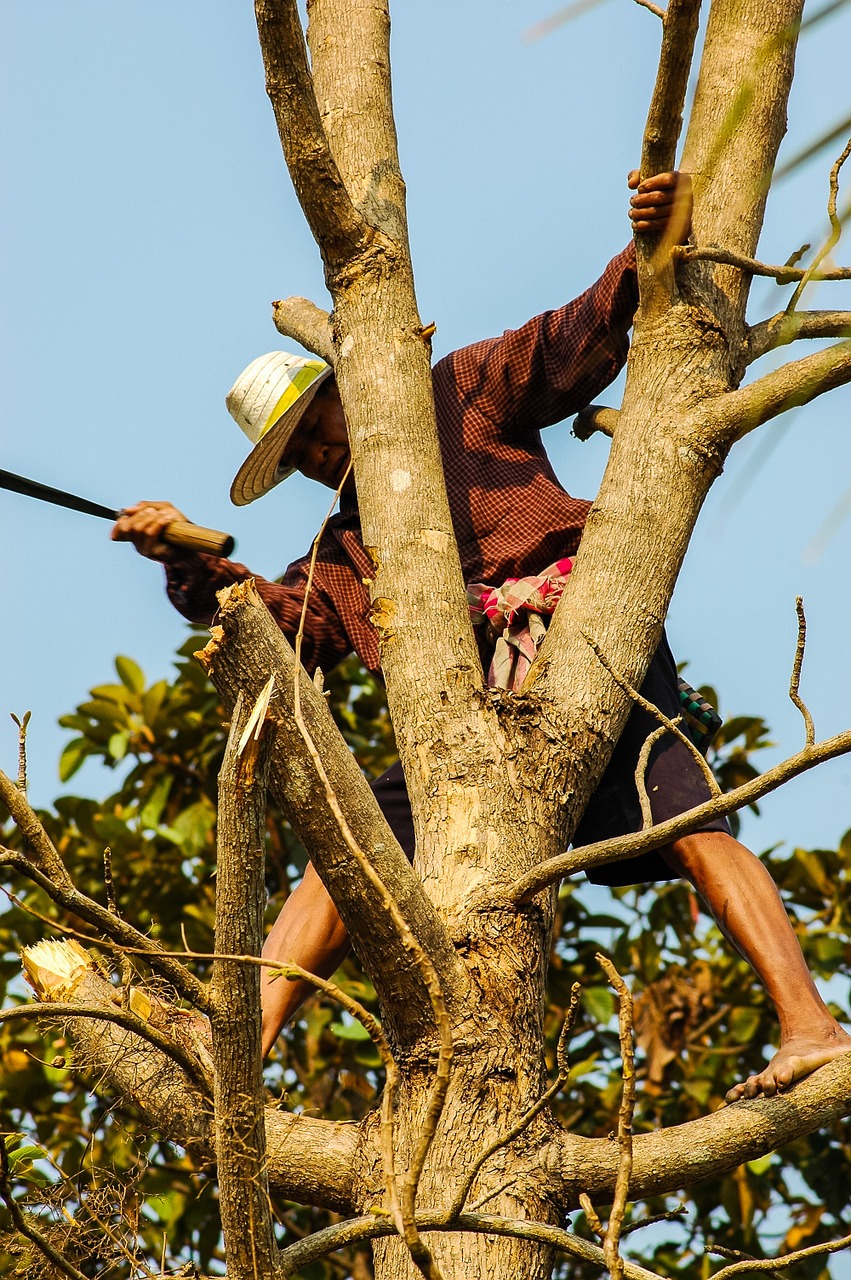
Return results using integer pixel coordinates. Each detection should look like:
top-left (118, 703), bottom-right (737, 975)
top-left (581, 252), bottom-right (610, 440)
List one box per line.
top-left (226, 350), bottom-right (333, 506)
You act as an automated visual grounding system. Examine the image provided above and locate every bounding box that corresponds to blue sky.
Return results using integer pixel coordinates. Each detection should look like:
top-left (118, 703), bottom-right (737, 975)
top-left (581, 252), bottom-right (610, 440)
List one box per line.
top-left (2, 0), bottom-right (850, 861)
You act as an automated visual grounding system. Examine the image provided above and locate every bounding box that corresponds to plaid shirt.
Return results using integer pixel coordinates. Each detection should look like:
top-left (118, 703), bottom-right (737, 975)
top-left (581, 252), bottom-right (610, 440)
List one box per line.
top-left (165, 245), bottom-right (638, 676)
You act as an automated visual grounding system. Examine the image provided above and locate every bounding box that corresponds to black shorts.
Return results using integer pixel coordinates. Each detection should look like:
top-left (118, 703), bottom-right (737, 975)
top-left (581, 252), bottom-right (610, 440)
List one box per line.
top-left (369, 635), bottom-right (729, 888)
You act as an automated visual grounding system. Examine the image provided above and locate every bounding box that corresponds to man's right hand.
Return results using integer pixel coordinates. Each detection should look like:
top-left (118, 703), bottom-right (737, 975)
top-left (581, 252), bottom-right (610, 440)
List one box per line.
top-left (112, 501), bottom-right (190, 561)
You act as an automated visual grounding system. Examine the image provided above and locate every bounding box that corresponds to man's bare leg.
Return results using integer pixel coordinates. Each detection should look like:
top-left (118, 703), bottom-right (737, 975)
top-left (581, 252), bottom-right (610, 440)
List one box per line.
top-left (663, 831), bottom-right (851, 1102)
top-left (260, 861), bottom-right (350, 1058)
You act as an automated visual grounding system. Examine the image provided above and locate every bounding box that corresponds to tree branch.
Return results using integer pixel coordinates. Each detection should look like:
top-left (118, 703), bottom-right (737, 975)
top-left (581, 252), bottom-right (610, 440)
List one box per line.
top-left (509, 726), bottom-right (851, 902)
top-left (552, 1052), bottom-right (851, 1207)
top-left (16, 937), bottom-right (359, 1211)
top-left (0, 1139), bottom-right (89, 1280)
top-left (636, 0), bottom-right (702, 316)
top-left (746, 309), bottom-right (851, 363)
top-left (278, 1209), bottom-right (665, 1280)
top-left (272, 296), bottom-right (335, 365)
top-left (703, 337), bottom-right (851, 441)
top-left (253, 0), bottom-right (371, 267)
top-left (197, 581), bottom-right (468, 1045)
top-left (572, 403), bottom-right (619, 440)
top-left (209, 691), bottom-right (279, 1280)
top-left (709, 1230), bottom-right (851, 1277)
top-left (673, 242), bottom-right (851, 285)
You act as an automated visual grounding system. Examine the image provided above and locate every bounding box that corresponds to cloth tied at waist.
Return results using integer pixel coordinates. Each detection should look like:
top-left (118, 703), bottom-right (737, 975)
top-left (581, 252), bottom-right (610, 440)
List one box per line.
top-left (467, 557), bottom-right (573, 692)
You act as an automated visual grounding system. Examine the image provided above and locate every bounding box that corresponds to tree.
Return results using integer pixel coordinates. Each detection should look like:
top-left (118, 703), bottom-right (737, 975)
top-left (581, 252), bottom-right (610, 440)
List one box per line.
top-left (4, 1), bottom-right (851, 1277)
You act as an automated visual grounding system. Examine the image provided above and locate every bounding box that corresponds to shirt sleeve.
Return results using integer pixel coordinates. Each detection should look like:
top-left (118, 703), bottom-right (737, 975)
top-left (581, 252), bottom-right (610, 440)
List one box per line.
top-left (439, 243), bottom-right (638, 434)
top-left (163, 548), bottom-right (352, 676)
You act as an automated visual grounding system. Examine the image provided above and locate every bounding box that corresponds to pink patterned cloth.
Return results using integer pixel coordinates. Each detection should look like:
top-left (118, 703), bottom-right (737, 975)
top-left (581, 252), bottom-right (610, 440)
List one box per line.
top-left (467, 557), bottom-right (573, 691)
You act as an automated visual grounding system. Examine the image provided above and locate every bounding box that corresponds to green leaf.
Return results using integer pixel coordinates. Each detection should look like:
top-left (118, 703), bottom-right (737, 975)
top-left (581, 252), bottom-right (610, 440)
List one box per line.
top-left (59, 737), bottom-right (89, 782)
top-left (139, 775), bottom-right (173, 830)
top-left (329, 1018), bottom-right (372, 1042)
top-left (168, 801), bottom-right (216, 857)
top-left (115, 655), bottom-right (146, 694)
top-left (747, 1154), bottom-right (774, 1176)
top-left (582, 986), bottom-right (616, 1024)
top-left (729, 1006), bottom-right (762, 1043)
top-left (108, 731), bottom-right (130, 762)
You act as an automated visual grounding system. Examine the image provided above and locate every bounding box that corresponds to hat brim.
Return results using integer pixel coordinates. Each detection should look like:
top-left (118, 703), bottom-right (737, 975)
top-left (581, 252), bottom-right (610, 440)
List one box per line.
top-left (229, 365), bottom-right (333, 506)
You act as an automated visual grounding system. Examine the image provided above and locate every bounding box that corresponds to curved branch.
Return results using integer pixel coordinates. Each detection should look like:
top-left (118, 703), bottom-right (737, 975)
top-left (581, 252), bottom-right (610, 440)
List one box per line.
top-left (278, 1209), bottom-right (664, 1280)
top-left (0, 1000), bottom-right (210, 1092)
top-left (704, 337), bottom-right (851, 440)
top-left (0, 768), bottom-right (73, 890)
top-left (272, 296), bottom-right (335, 365)
top-left (510, 727), bottom-right (851, 903)
top-left (553, 1052), bottom-right (851, 1206)
top-left (746, 309), bottom-right (851, 363)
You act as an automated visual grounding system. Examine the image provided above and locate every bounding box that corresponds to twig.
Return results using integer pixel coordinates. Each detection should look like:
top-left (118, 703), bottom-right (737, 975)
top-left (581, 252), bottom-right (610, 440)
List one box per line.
top-left (708, 1229), bottom-right (851, 1277)
top-left (634, 0), bottom-right (665, 18)
top-left (10, 711), bottom-right (31, 794)
top-left (786, 136), bottom-right (851, 311)
top-left (635, 723), bottom-right (674, 829)
top-left (597, 956), bottom-right (636, 1280)
top-left (102, 847), bottom-right (135, 1001)
top-left (446, 986), bottom-right (581, 1220)
top-left (277, 1208), bottom-right (666, 1280)
top-left (291, 464), bottom-right (452, 1279)
top-left (0, 1137), bottom-right (90, 1280)
top-left (581, 630), bottom-right (720, 797)
top-left (580, 1192), bottom-right (606, 1239)
top-left (509, 725), bottom-right (851, 902)
top-left (789, 598), bottom-right (815, 746)
top-left (672, 243), bottom-right (851, 283)
top-left (621, 1205), bottom-right (688, 1236)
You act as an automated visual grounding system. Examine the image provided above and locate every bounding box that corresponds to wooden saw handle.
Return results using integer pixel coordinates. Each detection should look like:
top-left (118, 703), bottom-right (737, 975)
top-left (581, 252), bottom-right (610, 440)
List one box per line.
top-left (162, 520), bottom-right (235, 557)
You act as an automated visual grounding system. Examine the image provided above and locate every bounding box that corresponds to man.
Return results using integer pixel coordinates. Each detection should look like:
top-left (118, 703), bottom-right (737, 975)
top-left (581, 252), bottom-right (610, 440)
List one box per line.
top-left (115, 172), bottom-right (850, 1102)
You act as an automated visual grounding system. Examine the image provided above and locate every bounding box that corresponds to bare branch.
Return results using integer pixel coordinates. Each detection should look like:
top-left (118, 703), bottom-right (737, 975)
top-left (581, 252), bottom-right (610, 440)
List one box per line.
top-left (509, 726), bottom-right (851, 902)
top-left (277, 1209), bottom-right (665, 1280)
top-left (746, 310), bottom-right (851, 364)
top-left (673, 242), bottom-right (851, 283)
top-left (0, 766), bottom-right (74, 890)
top-left (272, 296), bottom-right (335, 365)
top-left (636, 0), bottom-right (702, 315)
top-left (9, 710), bottom-right (30, 794)
top-left (709, 1229), bottom-right (851, 1277)
top-left (0, 999), bottom-right (210, 1092)
top-left (253, 1), bottom-right (370, 267)
top-left (573, 404), bottom-right (619, 440)
top-left (582, 630), bottom-right (719, 798)
top-left (634, 0), bottom-right (666, 18)
top-left (786, 135), bottom-right (851, 311)
top-left (597, 956), bottom-right (636, 1280)
top-left (704, 337), bottom-right (851, 440)
top-left (789, 598), bottom-right (815, 746)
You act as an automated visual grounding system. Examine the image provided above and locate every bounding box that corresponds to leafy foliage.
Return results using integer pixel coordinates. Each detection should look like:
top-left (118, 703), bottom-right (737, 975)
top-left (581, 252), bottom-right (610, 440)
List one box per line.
top-left (1, 639), bottom-right (849, 1277)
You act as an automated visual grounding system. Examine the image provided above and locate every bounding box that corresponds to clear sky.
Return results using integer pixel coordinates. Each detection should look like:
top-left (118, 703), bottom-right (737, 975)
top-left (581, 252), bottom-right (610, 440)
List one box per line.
top-left (3, 0), bottom-right (850, 862)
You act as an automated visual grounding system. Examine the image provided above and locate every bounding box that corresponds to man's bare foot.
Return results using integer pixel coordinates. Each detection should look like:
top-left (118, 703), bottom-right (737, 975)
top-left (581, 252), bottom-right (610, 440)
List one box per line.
top-left (725, 1026), bottom-right (851, 1103)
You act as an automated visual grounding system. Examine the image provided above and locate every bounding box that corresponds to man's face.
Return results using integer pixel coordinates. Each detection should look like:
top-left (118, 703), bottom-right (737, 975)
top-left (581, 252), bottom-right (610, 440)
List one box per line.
top-left (281, 381), bottom-right (356, 495)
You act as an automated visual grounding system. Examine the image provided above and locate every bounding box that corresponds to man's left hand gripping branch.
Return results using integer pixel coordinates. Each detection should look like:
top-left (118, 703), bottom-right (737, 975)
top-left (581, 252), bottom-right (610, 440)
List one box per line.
top-left (113, 169), bottom-right (851, 1104)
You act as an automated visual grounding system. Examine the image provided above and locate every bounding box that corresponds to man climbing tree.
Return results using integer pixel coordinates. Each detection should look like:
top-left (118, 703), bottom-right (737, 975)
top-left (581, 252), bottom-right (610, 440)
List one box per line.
top-left (114, 169), bottom-right (850, 1101)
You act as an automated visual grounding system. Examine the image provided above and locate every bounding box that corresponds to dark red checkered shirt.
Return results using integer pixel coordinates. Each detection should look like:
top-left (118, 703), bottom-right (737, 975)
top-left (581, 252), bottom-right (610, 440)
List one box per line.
top-left (165, 245), bottom-right (638, 675)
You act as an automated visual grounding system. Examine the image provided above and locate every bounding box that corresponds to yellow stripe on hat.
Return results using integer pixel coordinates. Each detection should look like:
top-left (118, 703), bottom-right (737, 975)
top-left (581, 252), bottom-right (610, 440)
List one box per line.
top-left (257, 360), bottom-right (328, 440)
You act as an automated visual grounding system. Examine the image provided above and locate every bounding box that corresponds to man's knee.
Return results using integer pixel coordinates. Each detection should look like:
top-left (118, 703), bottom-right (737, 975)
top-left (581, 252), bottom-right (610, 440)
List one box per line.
top-left (661, 829), bottom-right (743, 886)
